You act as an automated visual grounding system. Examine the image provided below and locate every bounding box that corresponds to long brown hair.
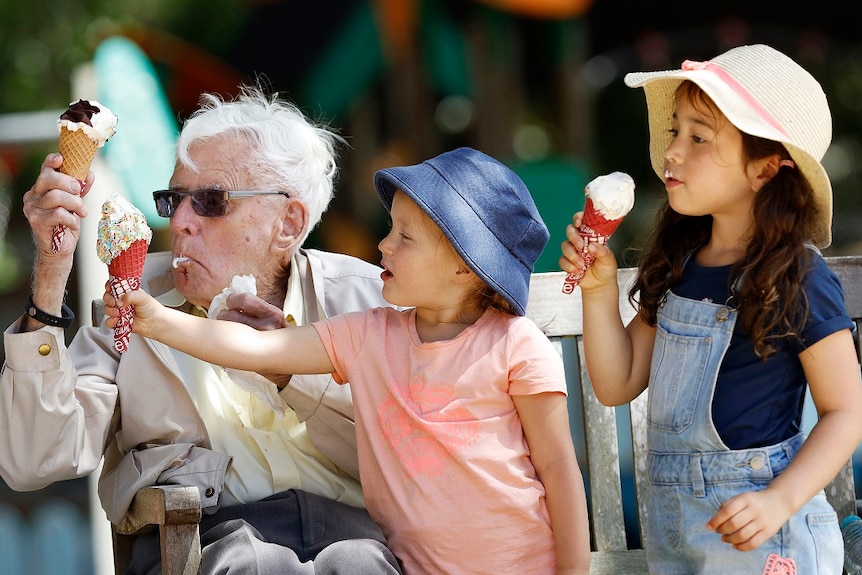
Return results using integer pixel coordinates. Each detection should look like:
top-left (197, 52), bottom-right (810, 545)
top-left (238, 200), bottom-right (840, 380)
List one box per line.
top-left (631, 82), bottom-right (820, 358)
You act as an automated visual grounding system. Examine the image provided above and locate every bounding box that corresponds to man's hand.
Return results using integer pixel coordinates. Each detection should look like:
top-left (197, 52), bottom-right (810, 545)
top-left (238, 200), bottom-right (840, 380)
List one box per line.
top-left (20, 153), bottom-right (95, 332)
top-left (218, 292), bottom-right (289, 330)
top-left (220, 292), bottom-right (293, 388)
top-left (23, 153), bottom-right (93, 259)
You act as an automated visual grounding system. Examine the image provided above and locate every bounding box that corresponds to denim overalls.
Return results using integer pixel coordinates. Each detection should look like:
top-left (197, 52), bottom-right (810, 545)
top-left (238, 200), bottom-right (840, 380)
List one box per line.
top-left (645, 290), bottom-right (842, 574)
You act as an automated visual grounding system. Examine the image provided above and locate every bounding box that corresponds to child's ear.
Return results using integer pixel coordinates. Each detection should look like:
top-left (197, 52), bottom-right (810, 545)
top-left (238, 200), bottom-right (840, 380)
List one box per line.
top-left (750, 155), bottom-right (784, 192)
top-left (454, 266), bottom-right (474, 282)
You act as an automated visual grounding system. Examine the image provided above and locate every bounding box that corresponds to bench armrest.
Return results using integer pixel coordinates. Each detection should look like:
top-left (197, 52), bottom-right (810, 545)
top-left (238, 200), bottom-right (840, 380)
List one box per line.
top-left (112, 485), bottom-right (202, 575)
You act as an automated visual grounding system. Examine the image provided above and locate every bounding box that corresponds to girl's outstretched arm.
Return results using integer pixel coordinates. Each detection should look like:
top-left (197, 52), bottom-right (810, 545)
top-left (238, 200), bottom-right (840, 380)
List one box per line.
top-left (516, 392), bottom-right (590, 574)
top-left (707, 328), bottom-right (862, 551)
top-left (105, 289), bottom-right (335, 376)
top-left (561, 212), bottom-right (655, 406)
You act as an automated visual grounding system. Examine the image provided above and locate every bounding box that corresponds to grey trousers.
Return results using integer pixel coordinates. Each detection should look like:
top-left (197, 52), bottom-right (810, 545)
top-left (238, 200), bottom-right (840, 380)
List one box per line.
top-left (127, 489), bottom-right (402, 575)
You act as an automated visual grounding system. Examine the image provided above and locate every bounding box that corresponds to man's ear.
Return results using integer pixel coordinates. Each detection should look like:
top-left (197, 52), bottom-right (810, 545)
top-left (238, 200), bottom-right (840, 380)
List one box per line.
top-left (275, 198), bottom-right (308, 252)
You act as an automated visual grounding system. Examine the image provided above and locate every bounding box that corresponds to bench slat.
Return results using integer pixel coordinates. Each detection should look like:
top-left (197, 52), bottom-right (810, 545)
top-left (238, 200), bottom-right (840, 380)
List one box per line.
top-left (578, 337), bottom-right (627, 551)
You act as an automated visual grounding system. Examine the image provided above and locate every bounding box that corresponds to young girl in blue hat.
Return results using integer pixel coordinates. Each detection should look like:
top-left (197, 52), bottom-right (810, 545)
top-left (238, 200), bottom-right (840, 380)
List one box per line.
top-left (561, 44), bottom-right (862, 574)
top-left (105, 147), bottom-right (591, 575)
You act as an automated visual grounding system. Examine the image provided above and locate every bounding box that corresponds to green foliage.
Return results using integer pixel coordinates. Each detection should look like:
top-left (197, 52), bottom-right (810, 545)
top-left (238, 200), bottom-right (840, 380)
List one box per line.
top-left (0, 0), bottom-right (248, 113)
top-left (0, 0), bottom-right (250, 313)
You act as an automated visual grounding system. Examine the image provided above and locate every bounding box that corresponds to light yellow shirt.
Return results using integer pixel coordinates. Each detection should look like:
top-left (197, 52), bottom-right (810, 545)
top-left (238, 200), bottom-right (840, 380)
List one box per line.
top-left (172, 256), bottom-right (364, 508)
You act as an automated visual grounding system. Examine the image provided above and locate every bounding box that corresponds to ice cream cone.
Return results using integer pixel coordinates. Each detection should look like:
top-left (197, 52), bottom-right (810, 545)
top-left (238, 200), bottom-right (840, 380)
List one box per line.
top-left (108, 239), bottom-right (148, 279)
top-left (98, 193), bottom-right (151, 354)
top-left (108, 239), bottom-right (148, 354)
top-left (58, 126), bottom-right (99, 182)
top-left (52, 127), bottom-right (100, 253)
top-left (53, 99), bottom-right (117, 254)
top-left (562, 172), bottom-right (635, 294)
top-left (562, 199), bottom-right (626, 294)
top-left (580, 197), bottom-right (625, 239)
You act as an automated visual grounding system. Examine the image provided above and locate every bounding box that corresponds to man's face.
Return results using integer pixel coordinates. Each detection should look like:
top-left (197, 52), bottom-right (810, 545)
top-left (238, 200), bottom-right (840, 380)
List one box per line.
top-left (165, 135), bottom-right (293, 309)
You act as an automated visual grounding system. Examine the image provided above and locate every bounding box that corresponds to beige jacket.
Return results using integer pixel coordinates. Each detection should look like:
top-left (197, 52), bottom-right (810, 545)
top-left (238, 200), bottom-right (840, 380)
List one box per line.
top-left (0, 249), bottom-right (388, 526)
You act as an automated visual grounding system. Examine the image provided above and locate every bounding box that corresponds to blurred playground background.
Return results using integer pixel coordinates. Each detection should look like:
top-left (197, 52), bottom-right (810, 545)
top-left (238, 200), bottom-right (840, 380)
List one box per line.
top-left (1, 0), bottom-right (860, 572)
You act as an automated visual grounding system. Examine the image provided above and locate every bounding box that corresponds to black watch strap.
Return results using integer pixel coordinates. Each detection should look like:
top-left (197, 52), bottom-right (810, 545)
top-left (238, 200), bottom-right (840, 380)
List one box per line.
top-left (26, 294), bottom-right (75, 328)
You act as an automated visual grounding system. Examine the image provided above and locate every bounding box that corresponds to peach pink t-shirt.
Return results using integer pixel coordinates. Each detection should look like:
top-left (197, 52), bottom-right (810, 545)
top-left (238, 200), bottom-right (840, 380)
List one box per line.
top-left (313, 306), bottom-right (566, 574)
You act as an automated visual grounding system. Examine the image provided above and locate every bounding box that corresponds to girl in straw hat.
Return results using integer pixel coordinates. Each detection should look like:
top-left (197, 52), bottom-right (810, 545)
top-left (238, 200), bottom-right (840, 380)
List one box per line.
top-left (104, 147), bottom-right (591, 575)
top-left (562, 44), bottom-right (862, 574)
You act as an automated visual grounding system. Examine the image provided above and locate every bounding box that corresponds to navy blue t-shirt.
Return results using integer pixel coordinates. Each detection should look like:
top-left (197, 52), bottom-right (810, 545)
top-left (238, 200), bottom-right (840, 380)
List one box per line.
top-left (671, 254), bottom-right (852, 449)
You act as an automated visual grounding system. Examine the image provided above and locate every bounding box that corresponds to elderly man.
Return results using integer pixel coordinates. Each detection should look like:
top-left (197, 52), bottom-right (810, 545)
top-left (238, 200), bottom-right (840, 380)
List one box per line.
top-left (1, 86), bottom-right (401, 574)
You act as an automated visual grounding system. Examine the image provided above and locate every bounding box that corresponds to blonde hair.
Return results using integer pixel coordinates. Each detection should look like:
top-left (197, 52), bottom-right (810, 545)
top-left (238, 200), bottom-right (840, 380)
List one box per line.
top-left (419, 213), bottom-right (516, 317)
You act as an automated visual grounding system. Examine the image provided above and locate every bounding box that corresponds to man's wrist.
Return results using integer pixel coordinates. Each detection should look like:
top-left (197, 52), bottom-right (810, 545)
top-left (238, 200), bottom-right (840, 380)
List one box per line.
top-left (25, 294), bottom-right (75, 328)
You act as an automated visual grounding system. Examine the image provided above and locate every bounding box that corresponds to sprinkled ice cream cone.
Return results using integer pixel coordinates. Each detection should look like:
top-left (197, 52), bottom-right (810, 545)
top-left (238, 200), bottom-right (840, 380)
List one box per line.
top-left (97, 195), bottom-right (152, 353)
top-left (53, 99), bottom-right (117, 253)
top-left (108, 239), bottom-right (149, 279)
top-left (563, 172), bottom-right (635, 294)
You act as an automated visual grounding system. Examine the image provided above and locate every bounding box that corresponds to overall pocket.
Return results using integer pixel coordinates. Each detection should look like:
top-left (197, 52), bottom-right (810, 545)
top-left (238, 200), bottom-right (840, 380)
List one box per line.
top-left (648, 327), bottom-right (711, 433)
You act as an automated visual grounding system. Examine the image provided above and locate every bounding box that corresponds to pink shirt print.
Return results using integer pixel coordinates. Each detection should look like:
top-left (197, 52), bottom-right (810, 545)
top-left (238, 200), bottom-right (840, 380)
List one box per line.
top-left (379, 372), bottom-right (479, 478)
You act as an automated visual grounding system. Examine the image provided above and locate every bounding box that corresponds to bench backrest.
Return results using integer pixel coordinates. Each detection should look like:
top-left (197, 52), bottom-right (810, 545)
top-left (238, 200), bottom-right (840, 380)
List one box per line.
top-left (525, 255), bottom-right (862, 572)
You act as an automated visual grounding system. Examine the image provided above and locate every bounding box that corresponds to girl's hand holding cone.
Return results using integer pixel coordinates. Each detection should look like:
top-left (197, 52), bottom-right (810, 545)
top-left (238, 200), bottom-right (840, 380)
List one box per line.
top-left (560, 210), bottom-right (621, 293)
top-left (561, 172), bottom-right (634, 294)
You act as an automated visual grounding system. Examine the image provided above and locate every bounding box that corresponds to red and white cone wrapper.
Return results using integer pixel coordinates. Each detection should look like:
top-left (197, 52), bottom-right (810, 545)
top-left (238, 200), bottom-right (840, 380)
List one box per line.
top-left (562, 198), bottom-right (625, 294)
top-left (51, 222), bottom-right (68, 254)
top-left (54, 126), bottom-right (99, 253)
top-left (108, 239), bottom-right (148, 353)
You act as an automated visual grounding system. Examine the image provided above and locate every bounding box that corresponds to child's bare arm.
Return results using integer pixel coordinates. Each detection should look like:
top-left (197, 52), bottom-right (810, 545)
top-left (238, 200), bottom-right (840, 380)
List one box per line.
top-left (707, 328), bottom-right (862, 550)
top-left (104, 289), bottom-right (335, 375)
top-left (516, 392), bottom-right (590, 574)
top-left (562, 211), bottom-right (654, 406)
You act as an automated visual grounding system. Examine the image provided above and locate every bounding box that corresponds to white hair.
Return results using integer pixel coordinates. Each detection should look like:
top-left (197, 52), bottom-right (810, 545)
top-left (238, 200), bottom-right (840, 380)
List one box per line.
top-left (176, 85), bottom-right (344, 242)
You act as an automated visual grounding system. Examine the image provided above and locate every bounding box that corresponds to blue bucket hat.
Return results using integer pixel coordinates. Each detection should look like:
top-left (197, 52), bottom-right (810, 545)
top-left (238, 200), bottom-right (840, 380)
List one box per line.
top-left (373, 147), bottom-right (549, 316)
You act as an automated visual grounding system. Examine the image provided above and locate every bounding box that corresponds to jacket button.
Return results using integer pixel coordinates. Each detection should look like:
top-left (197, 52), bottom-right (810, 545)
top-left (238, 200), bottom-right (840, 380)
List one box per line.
top-left (205, 487), bottom-right (215, 498)
top-left (38, 344), bottom-right (52, 356)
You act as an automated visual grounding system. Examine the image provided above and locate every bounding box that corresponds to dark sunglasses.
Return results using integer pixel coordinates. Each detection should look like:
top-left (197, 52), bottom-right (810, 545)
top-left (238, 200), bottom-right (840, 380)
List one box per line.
top-left (153, 189), bottom-right (291, 218)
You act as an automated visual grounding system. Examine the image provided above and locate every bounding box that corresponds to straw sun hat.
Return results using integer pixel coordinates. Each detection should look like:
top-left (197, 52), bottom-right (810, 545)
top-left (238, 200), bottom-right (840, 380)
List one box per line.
top-left (624, 44), bottom-right (834, 247)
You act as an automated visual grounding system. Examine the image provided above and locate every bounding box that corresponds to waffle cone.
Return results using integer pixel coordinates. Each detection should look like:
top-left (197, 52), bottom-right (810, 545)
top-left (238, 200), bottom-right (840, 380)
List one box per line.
top-left (58, 126), bottom-right (99, 182)
top-left (108, 239), bottom-right (148, 279)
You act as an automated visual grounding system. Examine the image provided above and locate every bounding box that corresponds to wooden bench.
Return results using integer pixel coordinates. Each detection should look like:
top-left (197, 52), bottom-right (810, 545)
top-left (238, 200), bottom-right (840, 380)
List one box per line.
top-left (524, 255), bottom-right (862, 574)
top-left (111, 485), bottom-right (201, 575)
top-left (102, 255), bottom-right (862, 575)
